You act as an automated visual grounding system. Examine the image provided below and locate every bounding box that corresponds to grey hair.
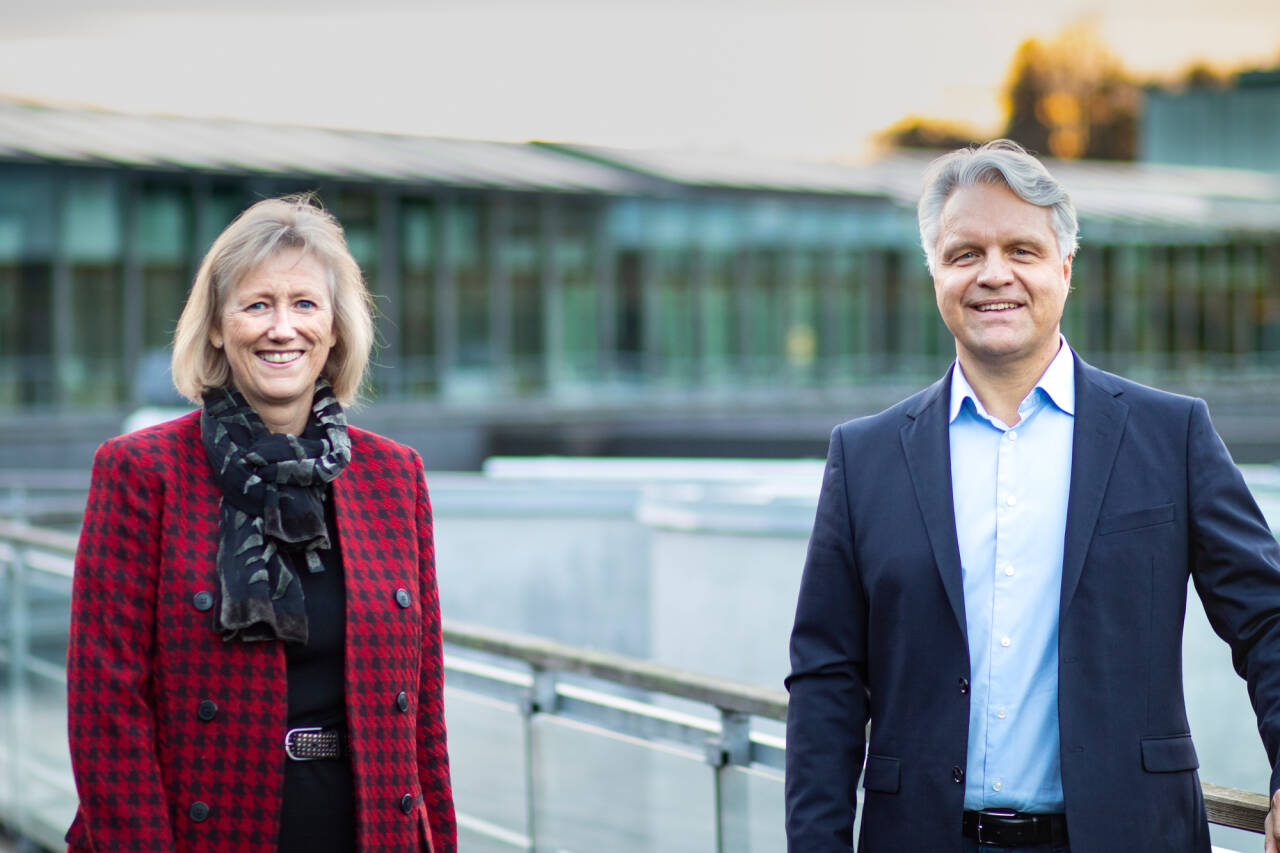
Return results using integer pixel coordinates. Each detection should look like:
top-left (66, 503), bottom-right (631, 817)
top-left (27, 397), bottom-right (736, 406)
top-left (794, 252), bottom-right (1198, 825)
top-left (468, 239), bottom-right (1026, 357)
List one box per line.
top-left (171, 193), bottom-right (375, 406)
top-left (917, 139), bottom-right (1079, 272)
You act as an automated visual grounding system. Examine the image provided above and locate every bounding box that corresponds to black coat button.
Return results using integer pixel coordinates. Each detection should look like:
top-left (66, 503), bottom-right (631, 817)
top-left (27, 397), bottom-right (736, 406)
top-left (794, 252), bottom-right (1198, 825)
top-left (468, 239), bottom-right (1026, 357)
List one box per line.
top-left (197, 700), bottom-right (217, 721)
top-left (952, 765), bottom-right (964, 784)
top-left (958, 677), bottom-right (969, 694)
top-left (395, 588), bottom-right (412, 608)
top-left (399, 793), bottom-right (415, 814)
top-left (190, 801), bottom-right (210, 822)
top-left (192, 591), bottom-right (214, 612)
top-left (396, 691), bottom-right (410, 712)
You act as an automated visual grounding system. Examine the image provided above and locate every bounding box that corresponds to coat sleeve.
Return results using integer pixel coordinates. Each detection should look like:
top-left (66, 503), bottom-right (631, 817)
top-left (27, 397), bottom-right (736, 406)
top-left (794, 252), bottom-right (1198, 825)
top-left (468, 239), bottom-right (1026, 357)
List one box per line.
top-left (1185, 398), bottom-right (1280, 797)
top-left (785, 427), bottom-right (869, 852)
top-left (412, 451), bottom-right (457, 852)
top-left (66, 437), bottom-right (177, 851)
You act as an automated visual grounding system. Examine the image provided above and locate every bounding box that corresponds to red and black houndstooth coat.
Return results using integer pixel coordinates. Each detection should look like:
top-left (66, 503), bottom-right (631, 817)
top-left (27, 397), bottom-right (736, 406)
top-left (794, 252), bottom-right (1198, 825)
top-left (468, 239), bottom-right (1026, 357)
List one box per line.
top-left (66, 410), bottom-right (456, 853)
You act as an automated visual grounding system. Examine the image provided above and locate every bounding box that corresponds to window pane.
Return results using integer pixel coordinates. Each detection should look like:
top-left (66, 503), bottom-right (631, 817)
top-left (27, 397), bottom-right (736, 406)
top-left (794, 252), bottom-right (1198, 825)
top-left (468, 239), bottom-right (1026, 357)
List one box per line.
top-left (401, 199), bottom-right (438, 395)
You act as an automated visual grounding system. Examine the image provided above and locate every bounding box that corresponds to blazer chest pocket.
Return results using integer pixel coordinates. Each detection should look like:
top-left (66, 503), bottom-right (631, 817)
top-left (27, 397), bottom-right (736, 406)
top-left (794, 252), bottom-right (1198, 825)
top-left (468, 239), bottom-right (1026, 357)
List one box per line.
top-left (1140, 734), bottom-right (1199, 773)
top-left (863, 754), bottom-right (900, 793)
top-left (1098, 503), bottom-right (1174, 536)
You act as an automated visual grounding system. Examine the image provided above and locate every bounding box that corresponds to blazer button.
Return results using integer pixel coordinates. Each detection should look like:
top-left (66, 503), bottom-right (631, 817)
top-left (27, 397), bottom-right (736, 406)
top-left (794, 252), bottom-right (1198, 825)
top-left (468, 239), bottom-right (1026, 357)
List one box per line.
top-left (192, 591), bottom-right (214, 612)
top-left (952, 765), bottom-right (964, 784)
top-left (395, 588), bottom-right (412, 608)
top-left (396, 691), bottom-right (410, 712)
top-left (197, 699), bottom-right (218, 721)
top-left (189, 801), bottom-right (210, 822)
top-left (400, 793), bottom-right (415, 814)
top-left (958, 677), bottom-right (969, 694)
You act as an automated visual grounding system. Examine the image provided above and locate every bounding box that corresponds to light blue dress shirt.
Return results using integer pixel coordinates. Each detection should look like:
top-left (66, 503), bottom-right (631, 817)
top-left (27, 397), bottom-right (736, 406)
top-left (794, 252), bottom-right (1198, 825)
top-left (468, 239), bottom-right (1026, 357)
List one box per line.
top-left (949, 340), bottom-right (1075, 813)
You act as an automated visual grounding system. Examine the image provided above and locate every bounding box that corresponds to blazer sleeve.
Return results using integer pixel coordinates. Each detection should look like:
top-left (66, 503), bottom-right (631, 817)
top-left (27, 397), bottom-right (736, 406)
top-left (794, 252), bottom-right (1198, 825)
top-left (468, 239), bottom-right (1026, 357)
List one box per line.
top-left (785, 427), bottom-right (869, 852)
top-left (1185, 398), bottom-right (1280, 796)
top-left (412, 452), bottom-right (458, 852)
top-left (67, 438), bottom-right (177, 851)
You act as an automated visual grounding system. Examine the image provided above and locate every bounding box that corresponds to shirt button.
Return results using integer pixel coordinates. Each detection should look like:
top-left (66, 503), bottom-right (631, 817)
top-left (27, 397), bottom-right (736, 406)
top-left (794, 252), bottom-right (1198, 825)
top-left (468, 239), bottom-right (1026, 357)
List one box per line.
top-left (395, 588), bottom-right (412, 608)
top-left (1004, 565), bottom-right (1015, 577)
top-left (189, 801), bottom-right (210, 822)
top-left (996, 708), bottom-right (1007, 719)
top-left (1006, 495), bottom-right (1017, 506)
top-left (958, 677), bottom-right (969, 694)
top-left (400, 793), bottom-right (415, 814)
top-left (197, 699), bottom-right (217, 721)
top-left (396, 691), bottom-right (410, 712)
top-left (993, 780), bottom-right (1003, 792)
top-left (1000, 636), bottom-right (1012, 648)
top-left (1006, 430), bottom-right (1018, 441)
top-left (192, 591), bottom-right (214, 612)
top-left (952, 765), bottom-right (964, 783)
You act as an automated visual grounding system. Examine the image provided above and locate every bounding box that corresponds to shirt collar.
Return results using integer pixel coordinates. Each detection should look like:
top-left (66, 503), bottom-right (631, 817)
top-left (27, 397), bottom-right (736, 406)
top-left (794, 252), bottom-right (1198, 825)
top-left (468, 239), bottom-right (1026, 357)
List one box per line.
top-left (949, 337), bottom-right (1076, 424)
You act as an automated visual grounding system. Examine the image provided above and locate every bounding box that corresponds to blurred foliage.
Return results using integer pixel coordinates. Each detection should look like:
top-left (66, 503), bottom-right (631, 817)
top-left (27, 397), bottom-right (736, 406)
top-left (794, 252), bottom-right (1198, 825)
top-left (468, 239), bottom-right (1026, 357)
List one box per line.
top-left (873, 115), bottom-right (986, 152)
top-left (877, 22), bottom-right (1280, 161)
top-left (1000, 23), bottom-right (1141, 160)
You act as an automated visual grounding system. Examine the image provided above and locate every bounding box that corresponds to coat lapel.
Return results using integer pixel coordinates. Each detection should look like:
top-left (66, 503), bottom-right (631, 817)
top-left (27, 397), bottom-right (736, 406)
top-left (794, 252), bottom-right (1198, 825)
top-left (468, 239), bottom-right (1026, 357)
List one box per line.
top-left (1060, 358), bottom-right (1129, 613)
top-left (901, 370), bottom-right (968, 641)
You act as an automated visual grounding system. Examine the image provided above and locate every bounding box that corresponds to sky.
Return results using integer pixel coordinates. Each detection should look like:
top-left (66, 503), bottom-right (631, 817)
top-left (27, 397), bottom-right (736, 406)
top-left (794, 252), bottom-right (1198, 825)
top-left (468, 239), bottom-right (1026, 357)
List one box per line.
top-left (1, 0), bottom-right (1278, 161)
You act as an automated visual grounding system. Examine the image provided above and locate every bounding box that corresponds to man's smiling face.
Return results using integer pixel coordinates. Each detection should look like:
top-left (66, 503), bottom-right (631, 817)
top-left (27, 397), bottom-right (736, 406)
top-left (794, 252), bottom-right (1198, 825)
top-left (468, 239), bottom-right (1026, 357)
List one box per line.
top-left (932, 181), bottom-right (1072, 375)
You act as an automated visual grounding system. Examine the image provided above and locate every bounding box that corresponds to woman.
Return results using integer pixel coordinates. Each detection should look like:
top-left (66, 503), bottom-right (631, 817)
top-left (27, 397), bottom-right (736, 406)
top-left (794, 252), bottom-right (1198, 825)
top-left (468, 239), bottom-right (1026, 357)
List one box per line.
top-left (66, 195), bottom-right (456, 853)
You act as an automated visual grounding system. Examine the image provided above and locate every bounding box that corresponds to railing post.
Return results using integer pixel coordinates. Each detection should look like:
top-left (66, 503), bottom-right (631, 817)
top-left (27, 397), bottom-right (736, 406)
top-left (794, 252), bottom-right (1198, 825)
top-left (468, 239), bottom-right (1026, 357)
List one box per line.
top-left (6, 543), bottom-right (30, 841)
top-left (519, 667), bottom-right (558, 853)
top-left (706, 709), bottom-right (752, 853)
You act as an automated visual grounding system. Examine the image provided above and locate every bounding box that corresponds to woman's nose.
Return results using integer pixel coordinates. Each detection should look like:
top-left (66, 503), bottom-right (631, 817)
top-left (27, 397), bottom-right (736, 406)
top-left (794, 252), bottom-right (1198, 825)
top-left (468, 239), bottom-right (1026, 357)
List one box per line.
top-left (267, 305), bottom-right (295, 338)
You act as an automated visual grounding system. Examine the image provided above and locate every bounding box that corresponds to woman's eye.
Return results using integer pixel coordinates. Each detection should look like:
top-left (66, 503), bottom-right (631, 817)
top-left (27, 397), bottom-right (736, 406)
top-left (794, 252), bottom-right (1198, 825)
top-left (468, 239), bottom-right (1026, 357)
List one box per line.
top-left (246, 301), bottom-right (268, 311)
top-left (295, 299), bottom-right (317, 310)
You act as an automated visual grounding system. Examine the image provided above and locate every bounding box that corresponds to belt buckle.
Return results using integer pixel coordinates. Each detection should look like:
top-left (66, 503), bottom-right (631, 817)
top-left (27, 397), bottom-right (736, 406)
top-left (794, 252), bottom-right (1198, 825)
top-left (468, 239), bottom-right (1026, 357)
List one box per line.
top-left (284, 726), bottom-right (325, 761)
top-left (976, 809), bottom-right (1018, 846)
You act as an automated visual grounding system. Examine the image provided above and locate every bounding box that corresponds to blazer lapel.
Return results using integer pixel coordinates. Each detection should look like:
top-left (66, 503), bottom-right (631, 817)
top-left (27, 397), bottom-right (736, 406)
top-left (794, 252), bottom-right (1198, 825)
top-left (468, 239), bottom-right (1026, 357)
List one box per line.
top-left (901, 370), bottom-right (968, 641)
top-left (1060, 358), bottom-right (1129, 613)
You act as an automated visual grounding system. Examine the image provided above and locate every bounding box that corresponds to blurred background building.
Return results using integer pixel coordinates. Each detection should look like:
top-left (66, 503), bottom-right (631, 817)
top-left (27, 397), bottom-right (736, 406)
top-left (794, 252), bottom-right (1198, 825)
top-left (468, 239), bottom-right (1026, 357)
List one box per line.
top-left (2, 79), bottom-right (1279, 470)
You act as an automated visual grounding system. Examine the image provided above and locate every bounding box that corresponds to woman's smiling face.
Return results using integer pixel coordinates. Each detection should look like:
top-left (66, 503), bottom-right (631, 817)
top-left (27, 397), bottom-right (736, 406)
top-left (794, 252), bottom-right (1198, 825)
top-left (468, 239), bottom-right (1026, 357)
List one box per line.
top-left (211, 247), bottom-right (337, 433)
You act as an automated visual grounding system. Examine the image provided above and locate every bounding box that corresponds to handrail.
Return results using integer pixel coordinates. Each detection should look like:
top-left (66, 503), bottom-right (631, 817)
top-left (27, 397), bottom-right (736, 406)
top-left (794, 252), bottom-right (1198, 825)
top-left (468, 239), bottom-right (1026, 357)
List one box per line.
top-left (0, 521), bottom-right (1267, 837)
top-left (443, 619), bottom-right (1269, 835)
top-left (0, 521), bottom-right (80, 554)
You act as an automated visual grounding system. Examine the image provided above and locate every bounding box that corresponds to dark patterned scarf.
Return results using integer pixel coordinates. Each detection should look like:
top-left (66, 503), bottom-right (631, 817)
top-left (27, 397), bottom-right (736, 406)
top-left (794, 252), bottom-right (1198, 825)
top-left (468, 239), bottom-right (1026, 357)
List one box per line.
top-left (200, 380), bottom-right (351, 643)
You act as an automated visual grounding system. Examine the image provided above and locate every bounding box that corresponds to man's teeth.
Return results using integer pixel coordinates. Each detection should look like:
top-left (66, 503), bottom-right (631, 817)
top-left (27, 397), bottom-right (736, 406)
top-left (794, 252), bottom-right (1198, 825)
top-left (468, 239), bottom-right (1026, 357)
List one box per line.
top-left (259, 351), bottom-right (301, 363)
top-left (976, 302), bottom-right (1018, 312)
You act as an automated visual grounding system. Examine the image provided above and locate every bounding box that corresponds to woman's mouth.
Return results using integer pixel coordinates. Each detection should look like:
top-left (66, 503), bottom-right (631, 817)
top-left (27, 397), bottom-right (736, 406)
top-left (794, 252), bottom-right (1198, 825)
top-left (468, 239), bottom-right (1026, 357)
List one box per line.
top-left (258, 351), bottom-right (303, 364)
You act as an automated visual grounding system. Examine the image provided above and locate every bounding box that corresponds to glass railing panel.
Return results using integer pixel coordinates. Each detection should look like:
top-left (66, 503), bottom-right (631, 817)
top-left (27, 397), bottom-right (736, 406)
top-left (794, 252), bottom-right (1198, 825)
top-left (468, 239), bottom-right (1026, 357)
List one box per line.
top-left (720, 764), bottom-right (786, 852)
top-left (444, 687), bottom-right (528, 850)
top-left (530, 714), bottom-right (715, 853)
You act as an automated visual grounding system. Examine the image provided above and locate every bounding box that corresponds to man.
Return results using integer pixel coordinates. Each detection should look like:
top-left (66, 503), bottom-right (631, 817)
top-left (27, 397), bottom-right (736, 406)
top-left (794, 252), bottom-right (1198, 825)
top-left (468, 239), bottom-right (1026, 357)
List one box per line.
top-left (785, 139), bottom-right (1280, 852)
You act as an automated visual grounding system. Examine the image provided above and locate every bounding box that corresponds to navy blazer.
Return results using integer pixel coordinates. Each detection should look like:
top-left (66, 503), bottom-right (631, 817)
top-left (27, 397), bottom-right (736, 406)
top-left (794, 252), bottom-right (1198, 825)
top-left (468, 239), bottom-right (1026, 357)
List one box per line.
top-left (785, 356), bottom-right (1280, 852)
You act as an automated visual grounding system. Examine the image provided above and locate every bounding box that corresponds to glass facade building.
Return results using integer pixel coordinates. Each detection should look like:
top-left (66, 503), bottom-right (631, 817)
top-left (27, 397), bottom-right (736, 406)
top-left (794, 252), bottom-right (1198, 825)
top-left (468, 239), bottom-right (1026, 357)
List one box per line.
top-left (2, 98), bottom-right (1279, 424)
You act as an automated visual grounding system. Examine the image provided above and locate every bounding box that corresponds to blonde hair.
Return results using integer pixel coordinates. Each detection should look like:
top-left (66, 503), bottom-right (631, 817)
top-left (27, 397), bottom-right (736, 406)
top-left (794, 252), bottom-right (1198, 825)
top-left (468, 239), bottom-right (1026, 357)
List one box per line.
top-left (171, 194), bottom-right (374, 407)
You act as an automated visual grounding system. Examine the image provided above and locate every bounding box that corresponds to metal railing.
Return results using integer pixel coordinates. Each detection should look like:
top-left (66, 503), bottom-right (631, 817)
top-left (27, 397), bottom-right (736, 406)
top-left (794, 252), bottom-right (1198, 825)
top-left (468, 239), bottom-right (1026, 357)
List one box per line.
top-left (0, 519), bottom-right (1268, 852)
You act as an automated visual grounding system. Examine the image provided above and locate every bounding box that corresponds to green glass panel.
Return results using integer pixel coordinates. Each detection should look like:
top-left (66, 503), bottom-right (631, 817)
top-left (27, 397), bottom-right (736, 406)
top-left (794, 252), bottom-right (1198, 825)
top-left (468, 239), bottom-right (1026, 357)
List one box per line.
top-left (63, 174), bottom-right (122, 261)
top-left (139, 187), bottom-right (189, 263)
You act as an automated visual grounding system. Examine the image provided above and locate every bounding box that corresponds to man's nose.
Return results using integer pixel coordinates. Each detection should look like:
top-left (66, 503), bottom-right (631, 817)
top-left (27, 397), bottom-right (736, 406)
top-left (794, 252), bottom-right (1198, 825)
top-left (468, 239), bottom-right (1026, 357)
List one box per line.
top-left (977, 254), bottom-right (1013, 286)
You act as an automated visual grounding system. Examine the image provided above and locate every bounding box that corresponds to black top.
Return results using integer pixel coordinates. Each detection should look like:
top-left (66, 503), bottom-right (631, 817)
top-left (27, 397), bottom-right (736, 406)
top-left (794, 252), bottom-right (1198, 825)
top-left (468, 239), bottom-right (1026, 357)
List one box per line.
top-left (277, 497), bottom-right (355, 853)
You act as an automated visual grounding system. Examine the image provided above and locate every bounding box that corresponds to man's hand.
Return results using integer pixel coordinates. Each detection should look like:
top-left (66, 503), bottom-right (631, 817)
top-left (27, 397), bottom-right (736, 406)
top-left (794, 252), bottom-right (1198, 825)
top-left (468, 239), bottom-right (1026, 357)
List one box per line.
top-left (1266, 789), bottom-right (1280, 853)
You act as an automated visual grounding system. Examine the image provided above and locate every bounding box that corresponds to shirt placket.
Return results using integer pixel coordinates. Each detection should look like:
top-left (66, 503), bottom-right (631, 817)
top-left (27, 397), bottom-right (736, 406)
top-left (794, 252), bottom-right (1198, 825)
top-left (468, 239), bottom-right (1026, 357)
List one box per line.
top-left (986, 397), bottom-right (1037, 802)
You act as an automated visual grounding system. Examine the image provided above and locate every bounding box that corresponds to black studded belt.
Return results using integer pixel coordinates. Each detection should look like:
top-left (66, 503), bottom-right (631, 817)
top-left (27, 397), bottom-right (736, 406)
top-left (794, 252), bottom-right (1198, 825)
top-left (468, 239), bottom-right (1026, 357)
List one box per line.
top-left (284, 726), bottom-right (346, 761)
top-left (962, 809), bottom-right (1068, 847)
